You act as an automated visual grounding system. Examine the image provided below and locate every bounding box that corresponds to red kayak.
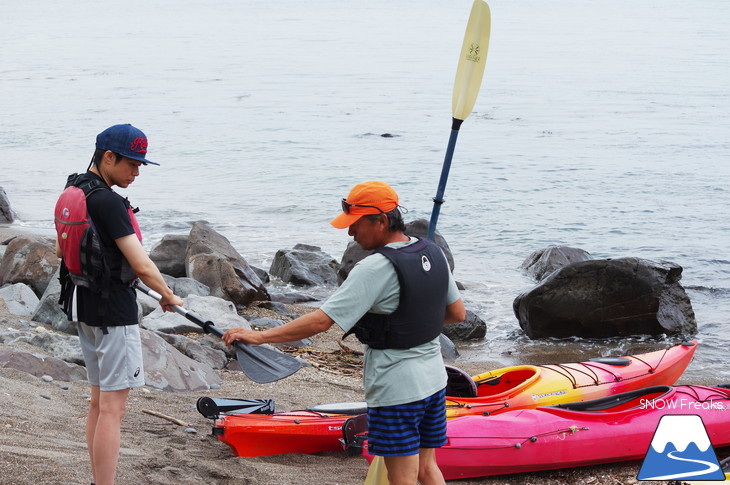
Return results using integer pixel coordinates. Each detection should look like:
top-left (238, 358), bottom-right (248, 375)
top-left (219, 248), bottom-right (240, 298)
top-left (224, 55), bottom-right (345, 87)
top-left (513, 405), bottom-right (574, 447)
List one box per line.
top-left (211, 342), bottom-right (697, 457)
top-left (361, 384), bottom-right (730, 480)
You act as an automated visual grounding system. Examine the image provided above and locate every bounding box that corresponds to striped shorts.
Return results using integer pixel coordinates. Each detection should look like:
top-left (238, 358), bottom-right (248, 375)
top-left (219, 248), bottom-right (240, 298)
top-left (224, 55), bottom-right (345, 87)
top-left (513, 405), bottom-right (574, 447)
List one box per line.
top-left (367, 388), bottom-right (448, 456)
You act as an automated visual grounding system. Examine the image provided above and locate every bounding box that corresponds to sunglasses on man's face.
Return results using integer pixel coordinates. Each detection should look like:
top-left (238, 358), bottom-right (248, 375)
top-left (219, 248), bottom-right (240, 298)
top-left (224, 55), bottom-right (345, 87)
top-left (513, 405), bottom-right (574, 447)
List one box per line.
top-left (341, 198), bottom-right (385, 214)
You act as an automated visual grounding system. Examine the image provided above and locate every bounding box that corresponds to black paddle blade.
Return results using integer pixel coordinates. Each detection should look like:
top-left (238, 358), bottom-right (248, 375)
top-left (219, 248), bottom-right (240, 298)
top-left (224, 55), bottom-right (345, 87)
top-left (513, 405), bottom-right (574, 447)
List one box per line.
top-left (233, 342), bottom-right (302, 384)
top-left (196, 397), bottom-right (275, 419)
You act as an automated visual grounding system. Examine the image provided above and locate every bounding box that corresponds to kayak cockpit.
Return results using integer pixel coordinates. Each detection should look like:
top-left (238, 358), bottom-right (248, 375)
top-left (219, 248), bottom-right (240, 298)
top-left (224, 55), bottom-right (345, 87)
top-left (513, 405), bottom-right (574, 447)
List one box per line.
top-left (470, 366), bottom-right (540, 398)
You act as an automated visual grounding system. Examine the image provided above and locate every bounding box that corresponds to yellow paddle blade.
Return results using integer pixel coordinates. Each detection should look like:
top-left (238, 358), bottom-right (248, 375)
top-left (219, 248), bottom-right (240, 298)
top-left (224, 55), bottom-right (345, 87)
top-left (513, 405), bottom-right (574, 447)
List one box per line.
top-left (452, 0), bottom-right (491, 121)
top-left (364, 456), bottom-right (389, 485)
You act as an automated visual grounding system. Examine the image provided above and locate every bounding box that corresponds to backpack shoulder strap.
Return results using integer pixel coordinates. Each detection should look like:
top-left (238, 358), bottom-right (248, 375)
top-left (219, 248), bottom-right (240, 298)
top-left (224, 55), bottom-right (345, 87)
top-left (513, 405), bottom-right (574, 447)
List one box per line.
top-left (78, 179), bottom-right (109, 198)
top-left (65, 172), bottom-right (111, 198)
top-left (64, 173), bottom-right (81, 189)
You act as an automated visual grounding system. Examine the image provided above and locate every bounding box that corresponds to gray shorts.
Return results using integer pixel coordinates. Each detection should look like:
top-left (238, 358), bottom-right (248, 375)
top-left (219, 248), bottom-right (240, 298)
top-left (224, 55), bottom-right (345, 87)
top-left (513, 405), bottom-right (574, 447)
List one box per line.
top-left (77, 323), bottom-right (145, 391)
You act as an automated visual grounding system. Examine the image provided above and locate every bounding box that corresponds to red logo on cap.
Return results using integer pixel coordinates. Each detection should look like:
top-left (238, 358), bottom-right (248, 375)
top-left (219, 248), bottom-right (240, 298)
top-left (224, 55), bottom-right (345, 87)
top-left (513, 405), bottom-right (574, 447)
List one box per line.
top-left (130, 137), bottom-right (148, 155)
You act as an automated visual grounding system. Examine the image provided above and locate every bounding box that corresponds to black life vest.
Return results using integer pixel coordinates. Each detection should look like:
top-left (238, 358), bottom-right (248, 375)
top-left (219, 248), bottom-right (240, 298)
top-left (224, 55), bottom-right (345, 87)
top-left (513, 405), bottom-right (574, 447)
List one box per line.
top-left (345, 238), bottom-right (449, 349)
top-left (55, 172), bottom-right (142, 321)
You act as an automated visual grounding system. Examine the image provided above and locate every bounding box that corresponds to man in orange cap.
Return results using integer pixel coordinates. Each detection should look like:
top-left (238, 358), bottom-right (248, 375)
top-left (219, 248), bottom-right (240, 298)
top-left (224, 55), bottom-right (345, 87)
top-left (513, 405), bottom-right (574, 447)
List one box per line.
top-left (224, 181), bottom-right (465, 485)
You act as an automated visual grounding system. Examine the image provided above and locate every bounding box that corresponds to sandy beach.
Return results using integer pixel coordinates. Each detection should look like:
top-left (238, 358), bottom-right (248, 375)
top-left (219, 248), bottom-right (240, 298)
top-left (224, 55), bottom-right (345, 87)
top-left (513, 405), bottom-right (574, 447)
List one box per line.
top-left (0, 317), bottom-right (661, 485)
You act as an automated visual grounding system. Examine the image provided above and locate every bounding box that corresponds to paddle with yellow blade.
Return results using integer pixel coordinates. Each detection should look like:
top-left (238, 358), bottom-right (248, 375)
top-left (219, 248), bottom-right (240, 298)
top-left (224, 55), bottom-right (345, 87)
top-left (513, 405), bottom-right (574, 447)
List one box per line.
top-left (427, 0), bottom-right (492, 240)
top-left (364, 3), bottom-right (492, 484)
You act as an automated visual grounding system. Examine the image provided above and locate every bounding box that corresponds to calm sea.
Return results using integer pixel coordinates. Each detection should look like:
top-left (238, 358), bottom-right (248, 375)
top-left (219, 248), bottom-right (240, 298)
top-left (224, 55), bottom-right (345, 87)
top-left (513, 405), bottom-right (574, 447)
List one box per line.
top-left (1, 0), bottom-right (728, 383)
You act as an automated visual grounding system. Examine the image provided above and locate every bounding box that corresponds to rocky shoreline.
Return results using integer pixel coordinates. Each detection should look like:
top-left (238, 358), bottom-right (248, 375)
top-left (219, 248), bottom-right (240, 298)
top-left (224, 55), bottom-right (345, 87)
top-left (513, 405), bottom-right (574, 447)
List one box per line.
top-left (1, 223), bottom-right (714, 484)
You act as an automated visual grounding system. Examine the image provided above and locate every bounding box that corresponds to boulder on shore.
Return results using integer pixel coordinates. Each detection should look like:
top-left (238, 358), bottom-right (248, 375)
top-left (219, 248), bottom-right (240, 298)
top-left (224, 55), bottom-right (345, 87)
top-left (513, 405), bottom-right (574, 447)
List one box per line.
top-left (150, 234), bottom-right (188, 277)
top-left (521, 246), bottom-right (592, 281)
top-left (0, 283), bottom-right (40, 315)
top-left (0, 186), bottom-right (14, 223)
top-left (140, 328), bottom-right (222, 391)
top-left (0, 235), bottom-right (59, 297)
top-left (33, 265), bottom-right (76, 335)
top-left (513, 257), bottom-right (697, 339)
top-left (442, 310), bottom-right (487, 341)
top-left (0, 346), bottom-right (86, 381)
top-left (185, 221), bottom-right (269, 307)
top-left (269, 243), bottom-right (339, 287)
top-left (141, 293), bottom-right (251, 334)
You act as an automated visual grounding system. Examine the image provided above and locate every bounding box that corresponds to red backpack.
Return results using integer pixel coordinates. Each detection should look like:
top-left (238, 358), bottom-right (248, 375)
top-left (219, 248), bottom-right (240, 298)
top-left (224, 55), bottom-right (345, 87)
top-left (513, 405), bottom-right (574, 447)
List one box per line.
top-left (55, 173), bottom-right (142, 301)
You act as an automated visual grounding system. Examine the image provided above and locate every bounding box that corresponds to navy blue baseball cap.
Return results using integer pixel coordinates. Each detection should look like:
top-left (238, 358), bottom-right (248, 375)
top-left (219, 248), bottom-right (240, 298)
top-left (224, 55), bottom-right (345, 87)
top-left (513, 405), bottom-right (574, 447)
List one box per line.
top-left (96, 124), bottom-right (159, 165)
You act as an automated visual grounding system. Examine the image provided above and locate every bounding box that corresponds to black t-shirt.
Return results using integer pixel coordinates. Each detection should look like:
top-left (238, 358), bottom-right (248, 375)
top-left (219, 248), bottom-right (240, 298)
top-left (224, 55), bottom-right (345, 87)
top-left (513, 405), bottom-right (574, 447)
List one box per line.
top-left (75, 172), bottom-right (138, 326)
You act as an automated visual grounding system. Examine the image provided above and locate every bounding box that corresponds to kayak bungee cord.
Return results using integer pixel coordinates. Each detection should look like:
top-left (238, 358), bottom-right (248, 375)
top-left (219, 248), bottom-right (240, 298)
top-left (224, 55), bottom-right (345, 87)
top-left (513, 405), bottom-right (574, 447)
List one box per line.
top-left (445, 426), bottom-right (591, 451)
top-left (445, 399), bottom-right (509, 416)
top-left (539, 346), bottom-right (675, 389)
top-left (673, 384), bottom-right (730, 404)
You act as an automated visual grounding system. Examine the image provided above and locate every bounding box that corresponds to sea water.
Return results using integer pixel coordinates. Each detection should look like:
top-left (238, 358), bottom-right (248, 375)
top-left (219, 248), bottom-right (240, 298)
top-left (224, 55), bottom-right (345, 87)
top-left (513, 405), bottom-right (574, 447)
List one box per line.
top-left (1, 0), bottom-right (728, 382)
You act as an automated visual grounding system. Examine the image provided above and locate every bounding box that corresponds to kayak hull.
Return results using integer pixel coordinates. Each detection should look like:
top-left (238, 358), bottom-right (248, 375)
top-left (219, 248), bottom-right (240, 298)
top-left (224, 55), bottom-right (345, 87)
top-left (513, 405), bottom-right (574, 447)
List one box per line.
top-left (213, 410), bottom-right (348, 457)
top-left (214, 341), bottom-right (697, 457)
top-left (364, 385), bottom-right (730, 480)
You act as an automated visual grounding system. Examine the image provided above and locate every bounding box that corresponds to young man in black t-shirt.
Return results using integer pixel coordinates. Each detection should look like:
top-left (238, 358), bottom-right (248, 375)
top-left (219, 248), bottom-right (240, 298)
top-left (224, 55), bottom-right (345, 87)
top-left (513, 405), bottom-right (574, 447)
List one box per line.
top-left (56, 124), bottom-right (183, 485)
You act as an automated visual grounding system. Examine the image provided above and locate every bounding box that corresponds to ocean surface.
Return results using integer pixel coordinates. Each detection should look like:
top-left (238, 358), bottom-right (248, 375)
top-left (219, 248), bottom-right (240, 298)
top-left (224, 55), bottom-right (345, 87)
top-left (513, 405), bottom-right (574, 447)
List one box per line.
top-left (1, 0), bottom-right (728, 383)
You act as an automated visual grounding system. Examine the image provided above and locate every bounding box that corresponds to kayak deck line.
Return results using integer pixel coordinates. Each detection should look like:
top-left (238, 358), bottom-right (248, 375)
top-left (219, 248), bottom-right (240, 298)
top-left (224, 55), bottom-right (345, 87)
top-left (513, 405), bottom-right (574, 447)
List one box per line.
top-left (441, 425), bottom-right (591, 451)
top-left (539, 343), bottom-right (689, 389)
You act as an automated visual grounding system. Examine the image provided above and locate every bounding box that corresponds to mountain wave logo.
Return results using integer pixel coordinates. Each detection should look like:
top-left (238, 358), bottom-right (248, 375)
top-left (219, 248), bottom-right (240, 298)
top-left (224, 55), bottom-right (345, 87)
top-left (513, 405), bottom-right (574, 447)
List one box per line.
top-left (638, 414), bottom-right (725, 481)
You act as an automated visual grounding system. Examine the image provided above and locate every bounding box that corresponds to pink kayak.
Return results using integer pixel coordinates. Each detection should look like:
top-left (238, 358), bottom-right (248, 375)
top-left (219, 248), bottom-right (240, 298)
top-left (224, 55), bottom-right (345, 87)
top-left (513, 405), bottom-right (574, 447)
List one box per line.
top-left (362, 384), bottom-right (730, 480)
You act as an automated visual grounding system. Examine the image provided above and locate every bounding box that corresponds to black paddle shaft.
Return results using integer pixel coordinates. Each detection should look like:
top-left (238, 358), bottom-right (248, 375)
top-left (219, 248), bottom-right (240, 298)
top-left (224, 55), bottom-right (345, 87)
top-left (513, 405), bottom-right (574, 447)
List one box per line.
top-left (175, 308), bottom-right (224, 338)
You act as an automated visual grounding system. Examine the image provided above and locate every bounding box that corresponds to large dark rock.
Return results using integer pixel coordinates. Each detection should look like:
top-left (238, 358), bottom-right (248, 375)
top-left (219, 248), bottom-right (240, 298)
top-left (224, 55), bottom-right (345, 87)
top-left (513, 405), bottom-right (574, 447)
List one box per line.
top-left (337, 241), bottom-right (373, 285)
top-left (269, 244), bottom-right (339, 287)
top-left (150, 234), bottom-right (188, 277)
top-left (251, 265), bottom-right (270, 284)
top-left (513, 257), bottom-right (697, 339)
top-left (442, 309), bottom-right (487, 341)
top-left (0, 235), bottom-right (60, 297)
top-left (521, 246), bottom-right (592, 281)
top-left (337, 218), bottom-right (455, 284)
top-left (0, 186), bottom-right (14, 222)
top-left (185, 221), bottom-right (268, 307)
